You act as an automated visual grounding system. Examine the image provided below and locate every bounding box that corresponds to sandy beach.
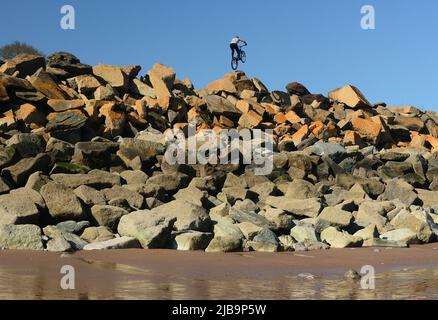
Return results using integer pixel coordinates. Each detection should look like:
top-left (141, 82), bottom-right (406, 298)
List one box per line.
top-left (0, 245), bottom-right (437, 300)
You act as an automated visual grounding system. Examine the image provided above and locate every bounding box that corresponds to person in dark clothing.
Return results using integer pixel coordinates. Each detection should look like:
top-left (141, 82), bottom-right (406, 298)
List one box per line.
top-left (230, 36), bottom-right (247, 59)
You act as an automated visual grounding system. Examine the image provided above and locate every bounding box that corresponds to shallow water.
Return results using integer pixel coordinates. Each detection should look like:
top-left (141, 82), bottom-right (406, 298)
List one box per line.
top-left (0, 247), bottom-right (437, 300)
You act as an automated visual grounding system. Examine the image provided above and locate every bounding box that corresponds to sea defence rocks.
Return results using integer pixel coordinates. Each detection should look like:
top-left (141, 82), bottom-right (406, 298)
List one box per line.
top-left (0, 51), bottom-right (436, 252)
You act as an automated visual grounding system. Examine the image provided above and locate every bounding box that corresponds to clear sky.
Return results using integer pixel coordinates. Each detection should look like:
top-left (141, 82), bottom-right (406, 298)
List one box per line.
top-left (1, 0), bottom-right (437, 111)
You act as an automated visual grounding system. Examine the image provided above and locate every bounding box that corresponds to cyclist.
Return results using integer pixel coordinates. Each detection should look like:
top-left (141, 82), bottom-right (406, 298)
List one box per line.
top-left (230, 36), bottom-right (247, 60)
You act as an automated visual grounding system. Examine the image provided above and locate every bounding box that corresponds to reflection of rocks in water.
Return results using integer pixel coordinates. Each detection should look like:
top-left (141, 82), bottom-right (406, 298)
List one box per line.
top-left (0, 262), bottom-right (437, 299)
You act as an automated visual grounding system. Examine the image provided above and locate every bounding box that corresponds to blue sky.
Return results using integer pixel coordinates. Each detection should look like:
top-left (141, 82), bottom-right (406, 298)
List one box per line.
top-left (1, 0), bottom-right (437, 111)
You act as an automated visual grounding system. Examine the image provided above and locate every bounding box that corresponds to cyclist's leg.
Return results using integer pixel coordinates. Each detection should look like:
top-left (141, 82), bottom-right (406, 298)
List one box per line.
top-left (237, 46), bottom-right (241, 60)
top-left (230, 44), bottom-right (236, 58)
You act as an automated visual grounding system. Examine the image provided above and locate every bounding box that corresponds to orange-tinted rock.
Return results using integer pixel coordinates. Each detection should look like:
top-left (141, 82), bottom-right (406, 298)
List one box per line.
top-left (354, 118), bottom-right (381, 140)
top-left (240, 89), bottom-right (257, 100)
top-left (235, 100), bottom-right (251, 113)
top-left (0, 54), bottom-right (45, 78)
top-left (104, 110), bottom-right (126, 137)
top-left (291, 125), bottom-right (309, 145)
top-left (426, 135), bottom-right (438, 151)
top-left (46, 110), bottom-right (87, 131)
top-left (47, 99), bottom-right (85, 112)
top-left (75, 75), bottom-right (101, 94)
top-left (15, 103), bottom-right (46, 128)
top-left (409, 132), bottom-right (427, 149)
top-left (135, 99), bottom-right (147, 118)
top-left (285, 110), bottom-right (301, 124)
top-left (329, 85), bottom-right (370, 109)
top-left (238, 110), bottom-right (263, 129)
top-left (343, 130), bottom-right (364, 146)
top-left (0, 110), bottom-right (17, 131)
top-left (206, 78), bottom-right (237, 95)
top-left (262, 103), bottom-right (280, 116)
top-left (274, 112), bottom-right (287, 124)
top-left (147, 64), bottom-right (176, 110)
top-left (309, 121), bottom-right (324, 136)
top-left (220, 115), bottom-right (234, 127)
top-left (93, 64), bottom-right (128, 91)
top-left (0, 74), bottom-right (35, 103)
top-left (29, 69), bottom-right (69, 100)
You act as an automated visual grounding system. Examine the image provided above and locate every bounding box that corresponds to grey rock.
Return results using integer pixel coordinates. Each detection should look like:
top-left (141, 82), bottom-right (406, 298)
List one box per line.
top-left (83, 236), bottom-right (141, 250)
top-left (80, 226), bottom-right (116, 243)
top-left (74, 185), bottom-right (106, 206)
top-left (120, 170), bottom-right (149, 185)
top-left (117, 210), bottom-right (176, 248)
top-left (25, 171), bottom-right (50, 191)
top-left (285, 179), bottom-right (320, 199)
top-left (0, 192), bottom-right (40, 225)
top-left (380, 179), bottom-right (419, 206)
top-left (90, 205), bottom-right (129, 232)
top-left (43, 225), bottom-right (88, 251)
top-left (205, 236), bottom-right (242, 252)
top-left (171, 231), bottom-right (213, 251)
top-left (2, 153), bottom-right (53, 186)
top-left (317, 207), bottom-right (353, 227)
top-left (6, 133), bottom-right (46, 158)
top-left (0, 224), bottom-right (43, 250)
top-left (265, 196), bottom-right (322, 218)
top-left (56, 220), bottom-right (90, 235)
top-left (51, 169), bottom-right (121, 189)
top-left (101, 186), bottom-right (144, 209)
top-left (151, 200), bottom-right (211, 232)
top-left (40, 182), bottom-right (85, 221)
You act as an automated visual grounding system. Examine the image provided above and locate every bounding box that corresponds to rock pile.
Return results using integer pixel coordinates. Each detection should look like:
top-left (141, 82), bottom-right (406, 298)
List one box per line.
top-left (0, 51), bottom-right (436, 252)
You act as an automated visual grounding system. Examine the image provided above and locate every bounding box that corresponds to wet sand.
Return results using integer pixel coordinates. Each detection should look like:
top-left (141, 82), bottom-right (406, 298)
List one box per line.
top-left (0, 245), bottom-right (437, 299)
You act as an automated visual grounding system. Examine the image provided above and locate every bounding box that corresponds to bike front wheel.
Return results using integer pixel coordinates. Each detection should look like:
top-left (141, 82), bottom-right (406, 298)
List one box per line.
top-left (231, 57), bottom-right (238, 70)
top-left (240, 51), bottom-right (246, 63)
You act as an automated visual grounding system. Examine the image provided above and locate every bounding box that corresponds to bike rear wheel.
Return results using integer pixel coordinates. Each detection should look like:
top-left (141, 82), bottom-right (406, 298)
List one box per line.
top-left (231, 57), bottom-right (238, 70)
top-left (240, 50), bottom-right (246, 63)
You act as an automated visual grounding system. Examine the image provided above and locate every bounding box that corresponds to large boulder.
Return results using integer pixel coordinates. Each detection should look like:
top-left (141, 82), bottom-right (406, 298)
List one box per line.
top-left (28, 68), bottom-right (69, 99)
top-left (47, 52), bottom-right (92, 77)
top-left (205, 236), bottom-right (242, 253)
top-left (320, 227), bottom-right (363, 248)
top-left (1, 153), bottom-right (53, 186)
top-left (390, 209), bottom-right (434, 243)
top-left (93, 64), bottom-right (129, 92)
top-left (285, 82), bottom-right (310, 96)
top-left (317, 206), bottom-right (353, 227)
top-left (151, 200), bottom-right (211, 232)
top-left (380, 178), bottom-right (419, 206)
top-left (0, 224), bottom-right (43, 250)
top-left (90, 205), bottom-right (129, 231)
top-left (43, 225), bottom-right (88, 251)
top-left (50, 169), bottom-right (121, 189)
top-left (0, 191), bottom-right (40, 224)
top-left (117, 210), bottom-right (176, 248)
top-left (171, 231), bottom-right (213, 251)
top-left (265, 196), bottom-right (322, 218)
top-left (39, 181), bottom-right (85, 221)
top-left (80, 226), bottom-right (115, 243)
top-left (0, 73), bottom-right (35, 103)
top-left (204, 95), bottom-right (242, 119)
top-left (146, 63), bottom-right (175, 109)
top-left (0, 54), bottom-right (45, 78)
top-left (6, 133), bottom-right (46, 158)
top-left (101, 186), bottom-right (144, 209)
top-left (328, 84), bottom-right (370, 109)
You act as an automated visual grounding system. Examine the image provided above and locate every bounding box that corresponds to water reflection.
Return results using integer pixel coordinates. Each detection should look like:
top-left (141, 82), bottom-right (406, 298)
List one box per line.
top-left (0, 259), bottom-right (436, 299)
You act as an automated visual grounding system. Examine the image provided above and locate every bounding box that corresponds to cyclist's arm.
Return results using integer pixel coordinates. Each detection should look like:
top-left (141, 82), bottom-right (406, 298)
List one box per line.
top-left (238, 39), bottom-right (247, 45)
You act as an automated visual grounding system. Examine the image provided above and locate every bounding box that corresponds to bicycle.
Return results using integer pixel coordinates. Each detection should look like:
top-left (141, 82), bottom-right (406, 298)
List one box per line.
top-left (231, 44), bottom-right (247, 70)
